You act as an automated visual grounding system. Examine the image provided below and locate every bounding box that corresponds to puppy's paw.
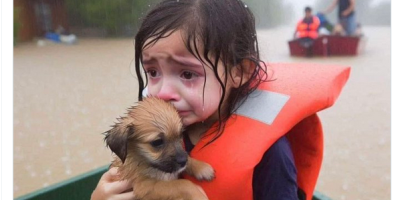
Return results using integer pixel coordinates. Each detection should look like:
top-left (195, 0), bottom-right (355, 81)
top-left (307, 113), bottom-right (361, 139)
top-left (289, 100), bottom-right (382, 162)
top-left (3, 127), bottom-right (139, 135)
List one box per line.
top-left (193, 162), bottom-right (215, 181)
top-left (186, 158), bottom-right (215, 181)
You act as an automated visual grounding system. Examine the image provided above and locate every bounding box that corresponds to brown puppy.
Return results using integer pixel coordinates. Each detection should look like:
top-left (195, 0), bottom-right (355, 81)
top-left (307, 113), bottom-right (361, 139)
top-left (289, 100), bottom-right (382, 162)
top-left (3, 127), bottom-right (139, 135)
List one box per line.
top-left (104, 97), bottom-right (214, 200)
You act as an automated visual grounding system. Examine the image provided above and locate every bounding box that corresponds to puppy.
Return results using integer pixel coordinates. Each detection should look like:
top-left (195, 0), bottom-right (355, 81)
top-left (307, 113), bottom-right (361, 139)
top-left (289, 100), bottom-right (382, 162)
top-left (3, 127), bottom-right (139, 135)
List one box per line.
top-left (104, 97), bottom-right (214, 200)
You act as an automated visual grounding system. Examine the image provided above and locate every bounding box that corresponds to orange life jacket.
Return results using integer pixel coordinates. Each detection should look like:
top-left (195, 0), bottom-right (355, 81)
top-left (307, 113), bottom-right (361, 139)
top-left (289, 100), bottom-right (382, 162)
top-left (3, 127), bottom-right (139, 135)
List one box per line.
top-left (183, 63), bottom-right (350, 200)
top-left (296, 16), bottom-right (320, 39)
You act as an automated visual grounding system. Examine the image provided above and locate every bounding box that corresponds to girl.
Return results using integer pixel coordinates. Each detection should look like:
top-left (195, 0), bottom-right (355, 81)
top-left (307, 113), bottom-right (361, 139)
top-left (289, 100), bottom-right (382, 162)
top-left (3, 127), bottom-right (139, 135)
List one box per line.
top-left (92, 0), bottom-right (350, 199)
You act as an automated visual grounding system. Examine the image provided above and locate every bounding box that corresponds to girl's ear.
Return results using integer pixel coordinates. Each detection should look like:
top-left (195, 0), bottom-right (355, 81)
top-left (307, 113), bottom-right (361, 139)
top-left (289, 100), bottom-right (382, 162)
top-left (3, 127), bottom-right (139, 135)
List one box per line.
top-left (230, 59), bottom-right (256, 88)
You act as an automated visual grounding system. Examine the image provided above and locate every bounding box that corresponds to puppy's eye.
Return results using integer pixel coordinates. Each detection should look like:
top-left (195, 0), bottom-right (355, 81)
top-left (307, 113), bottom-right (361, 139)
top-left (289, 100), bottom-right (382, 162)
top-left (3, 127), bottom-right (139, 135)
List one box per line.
top-left (150, 139), bottom-right (164, 148)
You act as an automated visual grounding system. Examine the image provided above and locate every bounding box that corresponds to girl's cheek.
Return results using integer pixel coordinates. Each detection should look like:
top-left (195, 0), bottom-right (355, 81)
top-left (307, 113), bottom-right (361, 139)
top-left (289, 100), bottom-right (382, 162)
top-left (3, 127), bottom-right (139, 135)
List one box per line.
top-left (182, 82), bottom-right (197, 92)
top-left (147, 81), bottom-right (160, 96)
top-left (182, 76), bottom-right (204, 89)
top-left (185, 82), bottom-right (207, 100)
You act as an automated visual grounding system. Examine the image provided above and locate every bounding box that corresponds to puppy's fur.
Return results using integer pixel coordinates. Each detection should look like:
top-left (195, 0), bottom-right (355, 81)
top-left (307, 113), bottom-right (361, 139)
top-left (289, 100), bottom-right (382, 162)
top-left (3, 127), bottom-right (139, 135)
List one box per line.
top-left (104, 97), bottom-right (214, 200)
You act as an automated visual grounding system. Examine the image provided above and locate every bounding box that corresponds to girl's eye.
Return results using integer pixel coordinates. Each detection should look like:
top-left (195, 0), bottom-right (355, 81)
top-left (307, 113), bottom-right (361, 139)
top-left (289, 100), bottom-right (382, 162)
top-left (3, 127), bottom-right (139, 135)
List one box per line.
top-left (146, 69), bottom-right (159, 78)
top-left (181, 71), bottom-right (195, 80)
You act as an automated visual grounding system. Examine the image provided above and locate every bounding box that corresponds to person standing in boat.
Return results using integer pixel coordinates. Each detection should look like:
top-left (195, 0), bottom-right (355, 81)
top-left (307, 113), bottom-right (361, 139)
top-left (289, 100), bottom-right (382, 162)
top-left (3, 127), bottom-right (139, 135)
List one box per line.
top-left (293, 6), bottom-right (320, 57)
top-left (324, 0), bottom-right (356, 36)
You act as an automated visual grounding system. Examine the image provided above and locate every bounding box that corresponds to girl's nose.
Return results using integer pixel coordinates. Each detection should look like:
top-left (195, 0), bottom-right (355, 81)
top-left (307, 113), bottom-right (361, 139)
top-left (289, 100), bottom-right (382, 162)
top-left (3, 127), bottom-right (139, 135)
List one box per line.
top-left (156, 81), bottom-right (180, 102)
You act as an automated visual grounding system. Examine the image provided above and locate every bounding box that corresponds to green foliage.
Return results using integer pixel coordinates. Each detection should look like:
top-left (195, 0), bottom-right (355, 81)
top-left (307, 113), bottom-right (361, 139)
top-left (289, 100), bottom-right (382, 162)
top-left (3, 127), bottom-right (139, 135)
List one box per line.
top-left (66, 0), bottom-right (161, 36)
top-left (14, 7), bottom-right (22, 45)
top-left (65, 0), bottom-right (293, 36)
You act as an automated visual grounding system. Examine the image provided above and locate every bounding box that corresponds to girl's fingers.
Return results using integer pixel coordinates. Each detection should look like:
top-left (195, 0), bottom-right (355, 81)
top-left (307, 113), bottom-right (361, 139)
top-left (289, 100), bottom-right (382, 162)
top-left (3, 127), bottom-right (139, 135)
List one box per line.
top-left (108, 179), bottom-right (133, 194)
top-left (92, 167), bottom-right (134, 200)
top-left (103, 168), bottom-right (134, 196)
top-left (102, 167), bottom-right (120, 182)
top-left (110, 191), bottom-right (136, 200)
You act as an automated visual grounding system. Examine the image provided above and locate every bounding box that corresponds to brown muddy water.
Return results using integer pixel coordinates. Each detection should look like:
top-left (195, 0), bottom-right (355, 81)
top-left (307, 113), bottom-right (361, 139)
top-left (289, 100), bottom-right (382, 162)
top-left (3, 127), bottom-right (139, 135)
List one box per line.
top-left (14, 26), bottom-right (390, 200)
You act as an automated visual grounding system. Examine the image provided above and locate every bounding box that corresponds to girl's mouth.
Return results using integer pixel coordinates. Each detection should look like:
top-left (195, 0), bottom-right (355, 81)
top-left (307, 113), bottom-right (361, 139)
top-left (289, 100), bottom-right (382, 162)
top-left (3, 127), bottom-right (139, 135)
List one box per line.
top-left (178, 110), bottom-right (190, 116)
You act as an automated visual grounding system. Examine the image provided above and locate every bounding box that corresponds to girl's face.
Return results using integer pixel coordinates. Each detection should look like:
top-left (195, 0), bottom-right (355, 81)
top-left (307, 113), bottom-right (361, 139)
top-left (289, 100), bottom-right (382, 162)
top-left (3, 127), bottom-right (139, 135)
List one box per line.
top-left (142, 30), bottom-right (232, 126)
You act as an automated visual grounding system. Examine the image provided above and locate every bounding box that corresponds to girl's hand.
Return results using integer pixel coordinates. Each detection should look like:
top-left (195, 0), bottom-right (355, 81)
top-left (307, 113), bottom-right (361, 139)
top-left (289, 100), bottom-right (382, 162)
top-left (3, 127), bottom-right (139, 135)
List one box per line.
top-left (91, 167), bottom-right (135, 200)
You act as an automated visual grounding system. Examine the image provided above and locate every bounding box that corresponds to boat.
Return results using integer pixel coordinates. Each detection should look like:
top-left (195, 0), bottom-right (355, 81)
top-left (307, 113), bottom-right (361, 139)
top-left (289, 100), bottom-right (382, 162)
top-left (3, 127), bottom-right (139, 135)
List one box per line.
top-left (14, 165), bottom-right (333, 200)
top-left (288, 35), bottom-right (367, 57)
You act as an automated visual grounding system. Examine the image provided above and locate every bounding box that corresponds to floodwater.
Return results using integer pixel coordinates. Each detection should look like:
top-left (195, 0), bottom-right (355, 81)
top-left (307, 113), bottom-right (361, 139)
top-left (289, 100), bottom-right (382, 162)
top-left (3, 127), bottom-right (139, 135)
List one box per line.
top-left (14, 26), bottom-right (390, 200)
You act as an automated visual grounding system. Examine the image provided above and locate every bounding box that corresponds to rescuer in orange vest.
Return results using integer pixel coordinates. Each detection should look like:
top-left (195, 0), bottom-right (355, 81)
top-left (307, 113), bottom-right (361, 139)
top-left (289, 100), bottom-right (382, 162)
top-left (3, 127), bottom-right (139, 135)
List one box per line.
top-left (294, 6), bottom-right (321, 57)
top-left (92, 1), bottom-right (349, 200)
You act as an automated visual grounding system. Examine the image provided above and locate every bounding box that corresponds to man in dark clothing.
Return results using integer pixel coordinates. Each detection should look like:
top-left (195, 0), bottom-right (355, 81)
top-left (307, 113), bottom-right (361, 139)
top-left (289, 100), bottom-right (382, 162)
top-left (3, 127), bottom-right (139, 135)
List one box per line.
top-left (324, 0), bottom-right (356, 36)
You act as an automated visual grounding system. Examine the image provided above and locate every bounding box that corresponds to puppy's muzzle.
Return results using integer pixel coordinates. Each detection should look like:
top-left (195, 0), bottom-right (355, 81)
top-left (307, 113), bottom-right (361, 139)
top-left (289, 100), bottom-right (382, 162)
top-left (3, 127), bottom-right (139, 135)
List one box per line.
top-left (156, 150), bottom-right (188, 173)
top-left (175, 152), bottom-right (188, 167)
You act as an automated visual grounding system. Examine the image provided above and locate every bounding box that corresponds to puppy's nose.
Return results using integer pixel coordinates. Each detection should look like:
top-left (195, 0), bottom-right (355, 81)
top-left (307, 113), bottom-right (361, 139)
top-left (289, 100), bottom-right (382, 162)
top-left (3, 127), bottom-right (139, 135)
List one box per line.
top-left (175, 154), bottom-right (188, 167)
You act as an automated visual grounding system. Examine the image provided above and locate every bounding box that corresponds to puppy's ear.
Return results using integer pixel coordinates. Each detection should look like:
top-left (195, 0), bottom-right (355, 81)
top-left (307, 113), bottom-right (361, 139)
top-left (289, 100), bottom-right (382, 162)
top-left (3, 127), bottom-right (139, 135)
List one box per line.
top-left (104, 124), bottom-right (134, 163)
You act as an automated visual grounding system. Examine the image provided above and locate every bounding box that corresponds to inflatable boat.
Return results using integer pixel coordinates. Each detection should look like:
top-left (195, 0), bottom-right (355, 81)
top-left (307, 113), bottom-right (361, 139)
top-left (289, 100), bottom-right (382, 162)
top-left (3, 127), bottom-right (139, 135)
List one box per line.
top-left (289, 35), bottom-right (366, 57)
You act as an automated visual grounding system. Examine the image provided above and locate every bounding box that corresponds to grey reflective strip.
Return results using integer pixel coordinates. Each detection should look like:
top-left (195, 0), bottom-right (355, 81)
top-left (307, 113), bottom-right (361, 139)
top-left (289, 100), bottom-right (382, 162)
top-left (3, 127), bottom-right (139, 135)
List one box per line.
top-left (235, 89), bottom-right (290, 125)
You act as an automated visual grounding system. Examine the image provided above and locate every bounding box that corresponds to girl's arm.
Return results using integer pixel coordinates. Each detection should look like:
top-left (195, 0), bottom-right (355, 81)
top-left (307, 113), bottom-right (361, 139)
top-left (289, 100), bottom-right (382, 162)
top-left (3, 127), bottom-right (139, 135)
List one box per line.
top-left (252, 136), bottom-right (300, 200)
top-left (91, 167), bottom-right (135, 200)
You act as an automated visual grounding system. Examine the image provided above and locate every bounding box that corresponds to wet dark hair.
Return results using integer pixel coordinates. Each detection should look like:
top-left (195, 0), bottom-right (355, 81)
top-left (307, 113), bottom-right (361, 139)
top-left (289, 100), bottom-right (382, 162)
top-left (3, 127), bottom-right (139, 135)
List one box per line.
top-left (135, 0), bottom-right (268, 144)
top-left (305, 6), bottom-right (312, 12)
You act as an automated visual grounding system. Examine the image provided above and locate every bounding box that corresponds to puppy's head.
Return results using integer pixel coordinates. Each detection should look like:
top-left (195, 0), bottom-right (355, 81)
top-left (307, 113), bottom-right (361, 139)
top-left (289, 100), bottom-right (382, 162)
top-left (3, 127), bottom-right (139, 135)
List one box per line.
top-left (105, 97), bottom-right (188, 173)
